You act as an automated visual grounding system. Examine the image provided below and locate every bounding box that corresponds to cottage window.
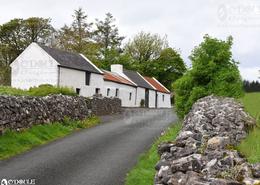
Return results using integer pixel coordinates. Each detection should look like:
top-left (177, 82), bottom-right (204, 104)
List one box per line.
top-left (107, 88), bottom-right (110, 96)
top-left (162, 94), bottom-right (165, 102)
top-left (85, 72), bottom-right (91, 85)
top-left (115, 89), bottom-right (119, 97)
top-left (129, 92), bottom-right (132, 100)
top-left (95, 88), bottom-right (100, 94)
top-left (76, 88), bottom-right (81, 95)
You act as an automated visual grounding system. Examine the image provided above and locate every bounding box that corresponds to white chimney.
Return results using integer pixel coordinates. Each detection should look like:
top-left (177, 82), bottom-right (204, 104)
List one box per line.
top-left (111, 64), bottom-right (123, 74)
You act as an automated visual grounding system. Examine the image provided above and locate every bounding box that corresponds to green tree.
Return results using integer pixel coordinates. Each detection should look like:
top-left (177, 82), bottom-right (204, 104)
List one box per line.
top-left (57, 8), bottom-right (95, 53)
top-left (93, 13), bottom-right (124, 69)
top-left (23, 17), bottom-right (53, 44)
top-left (174, 35), bottom-right (243, 118)
top-left (94, 13), bottom-right (124, 51)
top-left (142, 48), bottom-right (186, 90)
top-left (0, 19), bottom-right (26, 64)
top-left (97, 48), bottom-right (136, 70)
top-left (124, 32), bottom-right (168, 64)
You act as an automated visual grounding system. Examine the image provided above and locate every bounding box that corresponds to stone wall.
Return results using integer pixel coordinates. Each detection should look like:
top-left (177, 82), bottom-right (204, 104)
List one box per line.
top-left (0, 95), bottom-right (121, 131)
top-left (155, 95), bottom-right (260, 185)
top-left (87, 95), bottom-right (122, 116)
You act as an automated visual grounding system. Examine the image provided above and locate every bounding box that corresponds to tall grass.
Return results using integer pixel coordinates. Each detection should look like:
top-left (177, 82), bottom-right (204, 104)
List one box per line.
top-left (237, 92), bottom-right (260, 163)
top-left (0, 117), bottom-right (100, 160)
top-left (0, 84), bottom-right (77, 97)
top-left (240, 92), bottom-right (260, 119)
top-left (125, 123), bottom-right (181, 185)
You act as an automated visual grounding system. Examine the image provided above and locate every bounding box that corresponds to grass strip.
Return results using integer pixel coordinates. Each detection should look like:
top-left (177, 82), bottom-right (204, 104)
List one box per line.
top-left (125, 123), bottom-right (181, 185)
top-left (0, 116), bottom-right (100, 160)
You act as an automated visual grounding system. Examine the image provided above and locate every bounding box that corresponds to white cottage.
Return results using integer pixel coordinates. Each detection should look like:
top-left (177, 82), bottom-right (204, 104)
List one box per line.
top-left (10, 42), bottom-right (105, 97)
top-left (103, 70), bottom-right (137, 107)
top-left (144, 77), bottom-right (171, 108)
top-left (10, 43), bottom-right (172, 108)
top-left (110, 64), bottom-right (171, 108)
top-left (109, 64), bottom-right (154, 107)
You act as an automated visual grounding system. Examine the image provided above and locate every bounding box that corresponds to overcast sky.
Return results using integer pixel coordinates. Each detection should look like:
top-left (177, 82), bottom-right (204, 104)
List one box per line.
top-left (0, 0), bottom-right (259, 81)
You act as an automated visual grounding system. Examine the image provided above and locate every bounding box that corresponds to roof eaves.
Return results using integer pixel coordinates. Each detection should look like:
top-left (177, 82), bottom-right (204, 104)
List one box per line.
top-left (58, 65), bottom-right (103, 74)
top-left (79, 54), bottom-right (103, 74)
top-left (137, 72), bottom-right (156, 90)
top-left (152, 77), bottom-right (171, 93)
top-left (104, 70), bottom-right (137, 87)
top-left (119, 70), bottom-right (138, 86)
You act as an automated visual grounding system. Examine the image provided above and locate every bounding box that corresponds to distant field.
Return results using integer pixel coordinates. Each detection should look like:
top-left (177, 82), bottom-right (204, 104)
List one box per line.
top-left (240, 92), bottom-right (260, 118)
top-left (238, 92), bottom-right (260, 163)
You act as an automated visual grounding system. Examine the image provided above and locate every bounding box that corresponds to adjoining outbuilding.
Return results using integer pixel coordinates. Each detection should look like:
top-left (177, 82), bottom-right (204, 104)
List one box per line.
top-left (144, 77), bottom-right (171, 108)
top-left (103, 70), bottom-right (137, 107)
top-left (10, 43), bottom-right (172, 108)
top-left (110, 64), bottom-right (156, 108)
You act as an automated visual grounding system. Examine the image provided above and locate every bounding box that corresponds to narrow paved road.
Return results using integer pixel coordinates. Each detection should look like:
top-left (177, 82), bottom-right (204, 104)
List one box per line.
top-left (0, 108), bottom-right (177, 185)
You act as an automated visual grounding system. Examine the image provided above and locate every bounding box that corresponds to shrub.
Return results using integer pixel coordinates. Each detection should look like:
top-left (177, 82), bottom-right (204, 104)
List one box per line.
top-left (0, 85), bottom-right (77, 97)
top-left (0, 86), bottom-right (28, 96)
top-left (140, 99), bottom-right (145, 107)
top-left (28, 85), bottom-right (76, 96)
top-left (174, 35), bottom-right (244, 118)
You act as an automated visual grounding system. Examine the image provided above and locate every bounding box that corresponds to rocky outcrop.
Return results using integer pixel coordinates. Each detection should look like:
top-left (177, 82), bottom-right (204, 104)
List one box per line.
top-left (155, 95), bottom-right (260, 185)
top-left (0, 94), bottom-right (121, 132)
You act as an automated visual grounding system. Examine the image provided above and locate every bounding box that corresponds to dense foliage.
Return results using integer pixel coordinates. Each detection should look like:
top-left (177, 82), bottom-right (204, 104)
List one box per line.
top-left (0, 84), bottom-right (76, 96)
top-left (142, 48), bottom-right (186, 90)
top-left (243, 80), bottom-right (260, 92)
top-left (174, 35), bottom-right (244, 118)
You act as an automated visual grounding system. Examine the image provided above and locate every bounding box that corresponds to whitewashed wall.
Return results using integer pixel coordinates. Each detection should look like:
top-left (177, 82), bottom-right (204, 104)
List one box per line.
top-left (104, 81), bottom-right (137, 107)
top-left (149, 90), bottom-right (156, 108)
top-left (59, 67), bottom-right (105, 97)
top-left (10, 43), bottom-right (59, 89)
top-left (135, 87), bottom-right (145, 107)
top-left (157, 92), bottom-right (171, 108)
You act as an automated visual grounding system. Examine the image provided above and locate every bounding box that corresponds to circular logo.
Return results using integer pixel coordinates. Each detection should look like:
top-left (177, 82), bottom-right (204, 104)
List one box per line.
top-left (1, 179), bottom-right (7, 185)
top-left (218, 4), bottom-right (228, 21)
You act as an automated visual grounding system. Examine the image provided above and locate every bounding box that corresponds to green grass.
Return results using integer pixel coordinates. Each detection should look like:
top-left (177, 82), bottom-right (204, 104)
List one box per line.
top-left (0, 116), bottom-right (100, 160)
top-left (237, 92), bottom-right (260, 163)
top-left (125, 123), bottom-right (181, 185)
top-left (0, 84), bottom-right (77, 96)
top-left (240, 92), bottom-right (260, 119)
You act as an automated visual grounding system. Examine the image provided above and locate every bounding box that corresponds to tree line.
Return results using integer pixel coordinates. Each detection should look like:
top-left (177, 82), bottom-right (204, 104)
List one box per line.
top-left (243, 80), bottom-right (260, 92)
top-left (0, 8), bottom-right (186, 90)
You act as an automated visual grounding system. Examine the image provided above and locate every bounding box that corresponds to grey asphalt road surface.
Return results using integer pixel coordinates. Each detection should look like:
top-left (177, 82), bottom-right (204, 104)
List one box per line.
top-left (0, 108), bottom-right (177, 185)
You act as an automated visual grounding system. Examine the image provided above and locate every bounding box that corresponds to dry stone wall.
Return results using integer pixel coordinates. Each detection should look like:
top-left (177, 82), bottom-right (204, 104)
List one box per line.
top-left (155, 95), bottom-right (260, 185)
top-left (0, 95), bottom-right (121, 132)
top-left (86, 95), bottom-right (122, 116)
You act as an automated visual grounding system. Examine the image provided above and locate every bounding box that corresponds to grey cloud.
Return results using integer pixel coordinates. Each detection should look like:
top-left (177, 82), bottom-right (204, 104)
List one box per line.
top-left (0, 0), bottom-right (259, 80)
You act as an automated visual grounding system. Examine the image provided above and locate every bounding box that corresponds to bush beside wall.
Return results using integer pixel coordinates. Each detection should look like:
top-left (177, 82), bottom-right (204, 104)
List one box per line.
top-left (0, 85), bottom-right (77, 96)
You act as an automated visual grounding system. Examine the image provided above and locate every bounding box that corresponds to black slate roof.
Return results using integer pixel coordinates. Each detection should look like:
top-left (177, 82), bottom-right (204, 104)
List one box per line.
top-left (39, 45), bottom-right (102, 74)
top-left (123, 69), bottom-right (154, 89)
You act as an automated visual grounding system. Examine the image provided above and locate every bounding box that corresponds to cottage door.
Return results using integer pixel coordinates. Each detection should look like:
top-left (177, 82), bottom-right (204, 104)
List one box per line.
top-left (145, 89), bottom-right (149, 108)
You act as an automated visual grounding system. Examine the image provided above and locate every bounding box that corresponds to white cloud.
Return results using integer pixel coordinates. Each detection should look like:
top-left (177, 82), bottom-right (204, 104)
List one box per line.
top-left (239, 66), bottom-right (259, 81)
